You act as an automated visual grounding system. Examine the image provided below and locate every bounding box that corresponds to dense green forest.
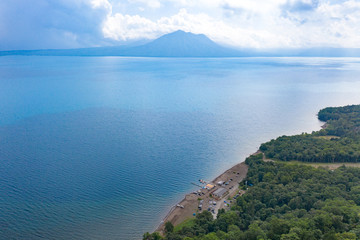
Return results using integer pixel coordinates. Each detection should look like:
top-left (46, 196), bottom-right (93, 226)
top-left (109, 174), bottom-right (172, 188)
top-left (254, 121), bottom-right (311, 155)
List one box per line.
top-left (260, 105), bottom-right (360, 162)
top-left (145, 154), bottom-right (360, 240)
top-left (143, 105), bottom-right (360, 240)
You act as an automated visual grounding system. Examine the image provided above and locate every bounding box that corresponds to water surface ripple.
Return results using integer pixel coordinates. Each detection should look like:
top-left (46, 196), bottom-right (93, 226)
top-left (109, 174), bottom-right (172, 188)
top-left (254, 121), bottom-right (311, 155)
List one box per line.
top-left (1, 57), bottom-right (360, 239)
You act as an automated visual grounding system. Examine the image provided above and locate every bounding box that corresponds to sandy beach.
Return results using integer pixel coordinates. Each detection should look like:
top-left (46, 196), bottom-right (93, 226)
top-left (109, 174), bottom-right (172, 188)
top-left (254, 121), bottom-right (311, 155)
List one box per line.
top-left (155, 161), bottom-right (248, 233)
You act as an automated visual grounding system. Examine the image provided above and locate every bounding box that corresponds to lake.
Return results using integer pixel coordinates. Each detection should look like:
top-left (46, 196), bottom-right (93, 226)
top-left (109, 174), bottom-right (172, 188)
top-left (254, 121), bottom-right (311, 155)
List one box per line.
top-left (1, 56), bottom-right (360, 239)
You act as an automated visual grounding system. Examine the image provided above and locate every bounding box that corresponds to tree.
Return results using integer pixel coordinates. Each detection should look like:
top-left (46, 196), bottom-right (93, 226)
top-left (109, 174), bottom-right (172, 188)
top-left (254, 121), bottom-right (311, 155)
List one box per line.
top-left (165, 221), bottom-right (174, 233)
top-left (143, 232), bottom-right (163, 240)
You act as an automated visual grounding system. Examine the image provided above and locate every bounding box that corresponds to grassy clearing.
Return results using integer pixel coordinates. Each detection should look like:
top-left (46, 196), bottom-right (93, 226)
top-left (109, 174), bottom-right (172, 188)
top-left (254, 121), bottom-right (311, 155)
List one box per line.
top-left (313, 135), bottom-right (340, 140)
top-left (276, 160), bottom-right (360, 170)
top-left (174, 218), bottom-right (195, 232)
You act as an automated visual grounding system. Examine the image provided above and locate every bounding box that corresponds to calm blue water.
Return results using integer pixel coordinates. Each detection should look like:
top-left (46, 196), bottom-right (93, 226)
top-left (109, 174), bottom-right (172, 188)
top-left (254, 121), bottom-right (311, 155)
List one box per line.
top-left (1, 56), bottom-right (360, 239)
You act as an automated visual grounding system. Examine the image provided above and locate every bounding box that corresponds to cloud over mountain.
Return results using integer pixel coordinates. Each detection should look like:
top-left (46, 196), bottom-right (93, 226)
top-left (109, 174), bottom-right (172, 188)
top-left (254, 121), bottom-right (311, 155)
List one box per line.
top-left (1, 0), bottom-right (360, 50)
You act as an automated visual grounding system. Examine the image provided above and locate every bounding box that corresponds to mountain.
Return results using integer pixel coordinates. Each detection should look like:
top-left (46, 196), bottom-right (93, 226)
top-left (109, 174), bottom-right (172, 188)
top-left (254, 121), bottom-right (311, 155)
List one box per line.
top-left (0, 30), bottom-right (244, 57)
top-left (119, 30), bottom-right (243, 57)
top-left (1, 30), bottom-right (360, 57)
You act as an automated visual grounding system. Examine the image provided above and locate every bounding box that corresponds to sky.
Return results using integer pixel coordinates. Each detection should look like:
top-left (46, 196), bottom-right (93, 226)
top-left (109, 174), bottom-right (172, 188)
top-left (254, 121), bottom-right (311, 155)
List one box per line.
top-left (1, 0), bottom-right (360, 50)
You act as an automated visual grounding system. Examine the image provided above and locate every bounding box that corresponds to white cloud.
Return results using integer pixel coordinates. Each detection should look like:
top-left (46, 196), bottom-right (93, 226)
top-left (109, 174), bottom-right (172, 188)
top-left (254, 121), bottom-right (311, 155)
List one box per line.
top-left (1, 0), bottom-right (360, 50)
top-left (99, 0), bottom-right (360, 48)
top-left (91, 0), bottom-right (112, 10)
top-left (103, 13), bottom-right (157, 40)
top-left (102, 9), bottom-right (220, 41)
top-left (101, 8), bottom-right (288, 48)
top-left (127, 0), bottom-right (162, 9)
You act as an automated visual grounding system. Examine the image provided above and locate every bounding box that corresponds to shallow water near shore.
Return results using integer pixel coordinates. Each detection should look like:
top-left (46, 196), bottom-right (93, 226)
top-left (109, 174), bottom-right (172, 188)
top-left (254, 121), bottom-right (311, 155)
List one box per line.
top-left (1, 57), bottom-right (360, 239)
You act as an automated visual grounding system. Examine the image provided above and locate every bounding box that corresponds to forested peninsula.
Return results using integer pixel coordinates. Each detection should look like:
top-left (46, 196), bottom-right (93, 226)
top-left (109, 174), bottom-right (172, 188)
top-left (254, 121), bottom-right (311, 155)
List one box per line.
top-left (260, 105), bottom-right (360, 163)
top-left (144, 104), bottom-right (360, 240)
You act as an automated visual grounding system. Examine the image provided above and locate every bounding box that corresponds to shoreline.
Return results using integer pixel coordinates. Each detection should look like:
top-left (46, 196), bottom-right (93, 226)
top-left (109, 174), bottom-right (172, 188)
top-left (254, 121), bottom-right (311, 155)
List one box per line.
top-left (155, 161), bottom-right (249, 234)
top-left (153, 114), bottom-right (324, 234)
top-left (153, 124), bottom-right (324, 234)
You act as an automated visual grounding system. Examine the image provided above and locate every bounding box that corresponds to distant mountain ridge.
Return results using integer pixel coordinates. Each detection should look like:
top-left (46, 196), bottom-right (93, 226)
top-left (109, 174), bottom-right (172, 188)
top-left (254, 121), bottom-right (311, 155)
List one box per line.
top-left (0, 30), bottom-right (243, 57)
top-left (1, 30), bottom-right (360, 57)
top-left (119, 30), bottom-right (242, 57)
